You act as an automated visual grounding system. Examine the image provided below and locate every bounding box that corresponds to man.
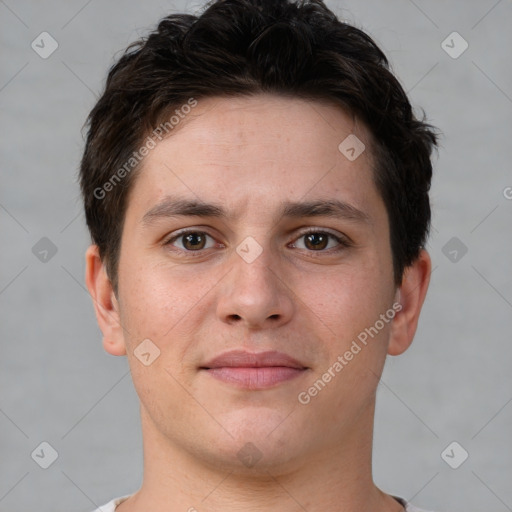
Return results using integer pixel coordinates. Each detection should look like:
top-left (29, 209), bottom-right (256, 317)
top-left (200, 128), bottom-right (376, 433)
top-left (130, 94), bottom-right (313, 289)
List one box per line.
top-left (81, 0), bottom-right (439, 510)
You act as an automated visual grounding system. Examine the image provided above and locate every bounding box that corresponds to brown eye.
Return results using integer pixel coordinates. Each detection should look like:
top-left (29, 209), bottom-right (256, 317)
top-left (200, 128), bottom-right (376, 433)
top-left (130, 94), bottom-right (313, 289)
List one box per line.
top-left (292, 229), bottom-right (348, 253)
top-left (303, 232), bottom-right (329, 251)
top-left (181, 232), bottom-right (207, 250)
top-left (165, 230), bottom-right (216, 253)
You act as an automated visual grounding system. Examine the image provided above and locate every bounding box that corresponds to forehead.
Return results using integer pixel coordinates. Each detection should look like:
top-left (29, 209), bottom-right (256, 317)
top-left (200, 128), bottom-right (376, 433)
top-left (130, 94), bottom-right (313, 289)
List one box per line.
top-left (158, 94), bottom-right (371, 162)
top-left (126, 94), bottom-right (382, 223)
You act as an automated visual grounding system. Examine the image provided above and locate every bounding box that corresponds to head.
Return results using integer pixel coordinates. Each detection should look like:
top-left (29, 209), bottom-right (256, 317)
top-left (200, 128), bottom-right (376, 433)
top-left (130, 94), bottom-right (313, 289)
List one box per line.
top-left (82, 0), bottom-right (437, 475)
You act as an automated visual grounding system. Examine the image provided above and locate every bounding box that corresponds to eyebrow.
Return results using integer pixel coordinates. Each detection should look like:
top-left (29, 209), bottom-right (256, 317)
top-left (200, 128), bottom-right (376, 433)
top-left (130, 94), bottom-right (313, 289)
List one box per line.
top-left (141, 194), bottom-right (370, 227)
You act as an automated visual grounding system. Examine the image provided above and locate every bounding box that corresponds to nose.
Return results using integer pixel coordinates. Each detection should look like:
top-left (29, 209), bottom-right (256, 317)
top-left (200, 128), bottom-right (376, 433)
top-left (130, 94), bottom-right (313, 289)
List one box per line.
top-left (216, 240), bottom-right (295, 330)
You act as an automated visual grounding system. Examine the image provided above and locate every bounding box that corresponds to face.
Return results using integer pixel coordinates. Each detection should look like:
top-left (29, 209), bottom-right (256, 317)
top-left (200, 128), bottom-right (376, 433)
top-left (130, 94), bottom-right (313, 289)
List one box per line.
top-left (104, 94), bottom-right (402, 473)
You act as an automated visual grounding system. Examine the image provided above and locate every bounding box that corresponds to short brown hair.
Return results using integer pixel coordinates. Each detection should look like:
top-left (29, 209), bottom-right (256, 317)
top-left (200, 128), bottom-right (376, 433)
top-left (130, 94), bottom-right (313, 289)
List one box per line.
top-left (79, 0), bottom-right (438, 294)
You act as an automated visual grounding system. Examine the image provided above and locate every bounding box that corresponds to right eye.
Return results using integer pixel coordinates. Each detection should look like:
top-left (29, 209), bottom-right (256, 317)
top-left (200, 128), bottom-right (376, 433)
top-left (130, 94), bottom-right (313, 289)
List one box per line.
top-left (164, 230), bottom-right (219, 254)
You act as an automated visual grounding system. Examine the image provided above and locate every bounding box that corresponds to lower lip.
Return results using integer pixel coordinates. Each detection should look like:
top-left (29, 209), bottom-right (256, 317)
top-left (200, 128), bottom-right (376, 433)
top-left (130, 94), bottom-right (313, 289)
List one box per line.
top-left (203, 367), bottom-right (306, 389)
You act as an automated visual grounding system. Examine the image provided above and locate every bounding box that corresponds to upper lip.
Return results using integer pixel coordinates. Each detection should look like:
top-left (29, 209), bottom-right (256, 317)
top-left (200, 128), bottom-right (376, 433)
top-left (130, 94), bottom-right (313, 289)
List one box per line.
top-left (201, 350), bottom-right (307, 369)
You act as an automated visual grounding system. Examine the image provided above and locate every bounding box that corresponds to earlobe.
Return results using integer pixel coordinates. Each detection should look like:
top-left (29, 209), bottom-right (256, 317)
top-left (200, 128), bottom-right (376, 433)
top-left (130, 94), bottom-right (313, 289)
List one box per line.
top-left (84, 245), bottom-right (127, 356)
top-left (387, 250), bottom-right (432, 356)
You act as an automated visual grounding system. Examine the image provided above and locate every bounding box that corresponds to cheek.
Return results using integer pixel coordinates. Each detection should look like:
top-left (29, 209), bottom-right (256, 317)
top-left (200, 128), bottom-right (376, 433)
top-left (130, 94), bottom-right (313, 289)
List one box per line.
top-left (118, 263), bottom-right (196, 426)
top-left (302, 269), bottom-right (395, 398)
top-left (303, 262), bottom-right (393, 340)
top-left (118, 258), bottom-right (183, 337)
top-left (117, 258), bottom-right (219, 373)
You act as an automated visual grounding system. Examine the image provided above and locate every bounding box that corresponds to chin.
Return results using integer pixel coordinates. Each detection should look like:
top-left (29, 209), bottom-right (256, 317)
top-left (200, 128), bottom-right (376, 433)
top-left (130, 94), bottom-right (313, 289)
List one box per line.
top-left (201, 408), bottom-right (310, 472)
top-left (201, 436), bottom-right (306, 477)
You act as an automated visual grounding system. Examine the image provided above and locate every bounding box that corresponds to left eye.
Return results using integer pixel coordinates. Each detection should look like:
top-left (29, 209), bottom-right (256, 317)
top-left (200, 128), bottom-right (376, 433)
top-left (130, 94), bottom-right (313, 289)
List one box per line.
top-left (290, 230), bottom-right (346, 251)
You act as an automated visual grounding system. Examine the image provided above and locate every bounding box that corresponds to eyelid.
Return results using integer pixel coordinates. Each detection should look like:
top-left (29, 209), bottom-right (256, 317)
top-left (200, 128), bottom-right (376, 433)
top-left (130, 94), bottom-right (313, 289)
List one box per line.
top-left (295, 226), bottom-right (351, 243)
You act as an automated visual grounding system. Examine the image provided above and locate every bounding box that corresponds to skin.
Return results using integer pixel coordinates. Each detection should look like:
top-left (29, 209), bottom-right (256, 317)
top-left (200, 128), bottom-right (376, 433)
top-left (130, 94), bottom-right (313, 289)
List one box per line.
top-left (85, 94), bottom-right (431, 512)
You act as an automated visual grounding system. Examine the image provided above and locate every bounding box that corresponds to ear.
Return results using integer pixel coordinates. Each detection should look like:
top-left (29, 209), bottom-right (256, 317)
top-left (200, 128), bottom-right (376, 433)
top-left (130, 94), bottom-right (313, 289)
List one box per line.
top-left (85, 245), bottom-right (127, 356)
top-left (387, 249), bottom-right (432, 356)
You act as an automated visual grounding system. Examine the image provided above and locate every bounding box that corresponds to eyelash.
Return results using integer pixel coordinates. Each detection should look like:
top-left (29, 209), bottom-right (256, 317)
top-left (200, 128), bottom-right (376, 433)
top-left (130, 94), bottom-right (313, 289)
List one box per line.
top-left (163, 228), bottom-right (352, 257)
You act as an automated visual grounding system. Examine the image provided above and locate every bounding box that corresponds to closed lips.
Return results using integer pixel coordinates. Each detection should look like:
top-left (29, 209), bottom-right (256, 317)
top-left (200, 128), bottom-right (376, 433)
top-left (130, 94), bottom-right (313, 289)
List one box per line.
top-left (199, 350), bottom-right (309, 389)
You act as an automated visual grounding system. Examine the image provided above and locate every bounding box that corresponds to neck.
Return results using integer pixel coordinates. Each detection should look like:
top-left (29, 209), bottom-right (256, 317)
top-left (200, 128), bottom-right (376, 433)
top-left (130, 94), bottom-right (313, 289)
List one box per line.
top-left (118, 399), bottom-right (401, 512)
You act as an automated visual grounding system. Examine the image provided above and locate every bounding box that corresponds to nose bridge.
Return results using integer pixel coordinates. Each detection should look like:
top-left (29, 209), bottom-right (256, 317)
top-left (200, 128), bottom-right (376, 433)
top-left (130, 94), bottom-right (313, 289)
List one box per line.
top-left (216, 232), bottom-right (294, 329)
top-left (235, 235), bottom-right (277, 291)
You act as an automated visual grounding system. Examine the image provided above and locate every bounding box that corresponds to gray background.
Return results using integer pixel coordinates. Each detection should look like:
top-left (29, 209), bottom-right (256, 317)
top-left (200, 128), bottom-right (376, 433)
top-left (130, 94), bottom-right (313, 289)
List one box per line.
top-left (1, 0), bottom-right (511, 511)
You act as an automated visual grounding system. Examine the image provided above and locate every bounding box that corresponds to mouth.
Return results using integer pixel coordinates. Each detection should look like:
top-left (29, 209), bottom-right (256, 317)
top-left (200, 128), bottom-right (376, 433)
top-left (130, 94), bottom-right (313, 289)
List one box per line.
top-left (199, 350), bottom-right (309, 390)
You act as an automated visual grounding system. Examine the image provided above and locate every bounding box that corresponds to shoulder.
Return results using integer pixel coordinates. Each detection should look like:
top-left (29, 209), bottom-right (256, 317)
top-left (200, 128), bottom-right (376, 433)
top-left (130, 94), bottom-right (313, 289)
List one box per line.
top-left (89, 494), bottom-right (134, 512)
top-left (394, 495), bottom-right (439, 512)
top-left (406, 504), bottom-right (439, 512)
